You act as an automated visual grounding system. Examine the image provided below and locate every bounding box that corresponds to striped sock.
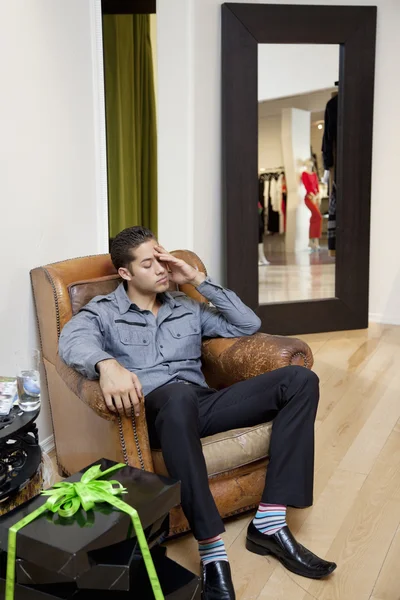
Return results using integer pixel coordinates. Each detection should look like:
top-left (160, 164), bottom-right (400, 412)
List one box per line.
top-left (252, 503), bottom-right (287, 535)
top-left (198, 535), bottom-right (228, 565)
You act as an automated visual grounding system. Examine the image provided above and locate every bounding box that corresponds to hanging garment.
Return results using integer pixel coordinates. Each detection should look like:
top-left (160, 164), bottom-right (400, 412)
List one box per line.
top-left (301, 171), bottom-right (323, 239)
top-left (322, 94), bottom-right (338, 171)
top-left (281, 175), bottom-right (287, 233)
top-left (270, 175), bottom-right (282, 212)
top-left (274, 174), bottom-right (285, 233)
top-left (266, 177), bottom-right (280, 234)
top-left (259, 178), bottom-right (265, 243)
top-left (328, 182), bottom-right (336, 251)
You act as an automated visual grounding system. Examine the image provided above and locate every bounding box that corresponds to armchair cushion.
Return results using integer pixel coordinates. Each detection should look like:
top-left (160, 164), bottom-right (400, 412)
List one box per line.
top-left (69, 275), bottom-right (121, 316)
top-left (152, 422), bottom-right (273, 478)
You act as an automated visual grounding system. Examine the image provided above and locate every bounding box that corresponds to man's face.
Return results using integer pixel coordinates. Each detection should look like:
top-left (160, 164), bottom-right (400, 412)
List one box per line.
top-left (119, 239), bottom-right (170, 294)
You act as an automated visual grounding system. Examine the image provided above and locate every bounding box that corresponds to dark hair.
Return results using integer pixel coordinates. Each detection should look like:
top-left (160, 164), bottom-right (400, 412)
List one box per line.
top-left (111, 226), bottom-right (156, 271)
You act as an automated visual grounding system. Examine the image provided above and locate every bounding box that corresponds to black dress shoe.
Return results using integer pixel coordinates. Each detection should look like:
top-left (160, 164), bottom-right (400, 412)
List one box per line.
top-left (201, 560), bottom-right (236, 599)
top-left (246, 522), bottom-right (337, 579)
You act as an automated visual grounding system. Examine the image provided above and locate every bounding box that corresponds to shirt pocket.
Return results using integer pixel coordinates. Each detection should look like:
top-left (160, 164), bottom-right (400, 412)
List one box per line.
top-left (164, 318), bottom-right (201, 360)
top-left (115, 320), bottom-right (151, 368)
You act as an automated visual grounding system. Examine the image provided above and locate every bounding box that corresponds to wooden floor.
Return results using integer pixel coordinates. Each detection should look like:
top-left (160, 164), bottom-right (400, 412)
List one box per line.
top-left (259, 235), bottom-right (336, 304)
top-left (47, 324), bottom-right (400, 599)
top-left (258, 261), bottom-right (336, 303)
top-left (166, 324), bottom-right (400, 600)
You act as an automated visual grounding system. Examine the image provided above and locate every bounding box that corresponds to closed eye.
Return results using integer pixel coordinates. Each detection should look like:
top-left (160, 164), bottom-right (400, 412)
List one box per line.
top-left (140, 257), bottom-right (153, 267)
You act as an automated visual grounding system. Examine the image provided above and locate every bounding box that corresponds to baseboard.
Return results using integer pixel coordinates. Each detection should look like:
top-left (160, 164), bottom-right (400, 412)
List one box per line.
top-left (40, 434), bottom-right (55, 455)
top-left (369, 312), bottom-right (400, 326)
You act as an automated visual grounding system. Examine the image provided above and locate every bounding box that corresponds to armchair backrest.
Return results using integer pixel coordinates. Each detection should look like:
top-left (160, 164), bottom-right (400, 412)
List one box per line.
top-left (31, 251), bottom-right (208, 368)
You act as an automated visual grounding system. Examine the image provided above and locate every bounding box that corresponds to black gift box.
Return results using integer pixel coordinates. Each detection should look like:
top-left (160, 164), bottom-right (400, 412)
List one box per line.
top-left (0, 459), bottom-right (180, 591)
top-left (14, 514), bottom-right (170, 589)
top-left (0, 547), bottom-right (202, 599)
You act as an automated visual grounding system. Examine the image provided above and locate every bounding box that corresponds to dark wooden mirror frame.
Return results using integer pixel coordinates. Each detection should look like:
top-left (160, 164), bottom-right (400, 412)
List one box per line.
top-left (222, 3), bottom-right (377, 335)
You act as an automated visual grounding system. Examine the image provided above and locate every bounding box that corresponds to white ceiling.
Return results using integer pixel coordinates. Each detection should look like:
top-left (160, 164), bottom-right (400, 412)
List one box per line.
top-left (258, 44), bottom-right (340, 102)
top-left (259, 88), bottom-right (337, 120)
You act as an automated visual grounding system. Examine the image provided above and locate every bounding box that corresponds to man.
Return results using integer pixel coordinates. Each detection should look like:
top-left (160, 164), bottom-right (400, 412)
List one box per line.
top-left (59, 226), bottom-right (336, 600)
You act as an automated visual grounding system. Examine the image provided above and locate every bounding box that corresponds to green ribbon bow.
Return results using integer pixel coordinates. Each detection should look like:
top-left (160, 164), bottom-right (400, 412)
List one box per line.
top-left (5, 463), bottom-right (164, 600)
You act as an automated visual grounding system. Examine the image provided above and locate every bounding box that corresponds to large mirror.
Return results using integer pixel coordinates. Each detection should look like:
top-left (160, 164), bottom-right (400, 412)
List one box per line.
top-left (222, 3), bottom-right (376, 335)
top-left (258, 44), bottom-right (339, 305)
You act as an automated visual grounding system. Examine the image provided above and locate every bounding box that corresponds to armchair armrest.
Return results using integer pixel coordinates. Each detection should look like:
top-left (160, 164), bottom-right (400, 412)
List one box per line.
top-left (56, 354), bottom-right (114, 421)
top-left (201, 333), bottom-right (313, 389)
top-left (55, 354), bottom-right (154, 471)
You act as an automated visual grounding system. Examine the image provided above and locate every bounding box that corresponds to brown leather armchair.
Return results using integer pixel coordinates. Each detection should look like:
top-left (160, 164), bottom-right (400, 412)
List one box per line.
top-left (31, 251), bottom-right (313, 535)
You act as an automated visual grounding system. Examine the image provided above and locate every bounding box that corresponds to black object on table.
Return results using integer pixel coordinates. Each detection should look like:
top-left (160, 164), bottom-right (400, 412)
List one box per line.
top-left (0, 458), bottom-right (201, 599)
top-left (0, 546), bottom-right (201, 599)
top-left (0, 406), bottom-right (41, 502)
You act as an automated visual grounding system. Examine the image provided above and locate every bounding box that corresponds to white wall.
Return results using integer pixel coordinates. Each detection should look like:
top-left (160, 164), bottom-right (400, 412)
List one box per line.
top-left (259, 107), bottom-right (327, 179)
top-left (258, 44), bottom-right (339, 101)
top-left (281, 108), bottom-right (312, 253)
top-left (258, 115), bottom-right (283, 171)
top-left (0, 1), bottom-right (108, 443)
top-left (157, 0), bottom-right (400, 324)
top-left (258, 86), bottom-right (336, 181)
top-left (157, 0), bottom-right (195, 255)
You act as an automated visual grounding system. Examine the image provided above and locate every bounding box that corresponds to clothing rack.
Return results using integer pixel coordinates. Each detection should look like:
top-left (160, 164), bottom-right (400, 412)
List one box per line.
top-left (259, 168), bottom-right (285, 181)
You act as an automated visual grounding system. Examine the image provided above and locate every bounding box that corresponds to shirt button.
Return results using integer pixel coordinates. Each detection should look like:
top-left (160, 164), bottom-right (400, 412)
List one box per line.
top-left (177, 333), bottom-right (181, 337)
top-left (160, 345), bottom-right (164, 349)
top-left (143, 339), bottom-right (147, 343)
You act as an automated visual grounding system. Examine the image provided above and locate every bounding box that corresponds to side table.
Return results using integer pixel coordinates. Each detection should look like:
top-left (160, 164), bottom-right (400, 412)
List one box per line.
top-left (0, 406), bottom-right (42, 515)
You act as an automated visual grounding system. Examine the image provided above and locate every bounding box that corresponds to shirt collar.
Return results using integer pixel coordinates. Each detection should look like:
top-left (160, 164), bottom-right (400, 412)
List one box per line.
top-left (115, 283), bottom-right (179, 314)
top-left (159, 292), bottom-right (180, 308)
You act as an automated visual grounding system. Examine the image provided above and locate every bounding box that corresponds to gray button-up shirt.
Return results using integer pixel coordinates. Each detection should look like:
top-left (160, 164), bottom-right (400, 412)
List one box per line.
top-left (59, 277), bottom-right (261, 396)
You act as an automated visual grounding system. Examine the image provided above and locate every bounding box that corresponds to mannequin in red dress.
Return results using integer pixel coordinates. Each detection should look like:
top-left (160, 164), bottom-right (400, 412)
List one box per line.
top-left (301, 167), bottom-right (322, 251)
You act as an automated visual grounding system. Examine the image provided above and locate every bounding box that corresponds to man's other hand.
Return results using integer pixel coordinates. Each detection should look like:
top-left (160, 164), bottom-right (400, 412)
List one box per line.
top-left (97, 359), bottom-right (143, 418)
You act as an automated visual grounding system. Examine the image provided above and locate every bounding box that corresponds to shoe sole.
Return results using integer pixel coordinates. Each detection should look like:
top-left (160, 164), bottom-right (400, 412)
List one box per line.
top-left (245, 538), bottom-right (337, 580)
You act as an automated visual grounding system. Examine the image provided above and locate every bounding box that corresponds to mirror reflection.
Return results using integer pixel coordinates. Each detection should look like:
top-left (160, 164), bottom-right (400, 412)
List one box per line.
top-left (258, 44), bottom-right (339, 304)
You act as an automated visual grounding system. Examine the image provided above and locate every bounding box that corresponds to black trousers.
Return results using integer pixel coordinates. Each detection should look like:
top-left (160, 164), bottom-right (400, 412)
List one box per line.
top-left (145, 366), bottom-right (319, 541)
